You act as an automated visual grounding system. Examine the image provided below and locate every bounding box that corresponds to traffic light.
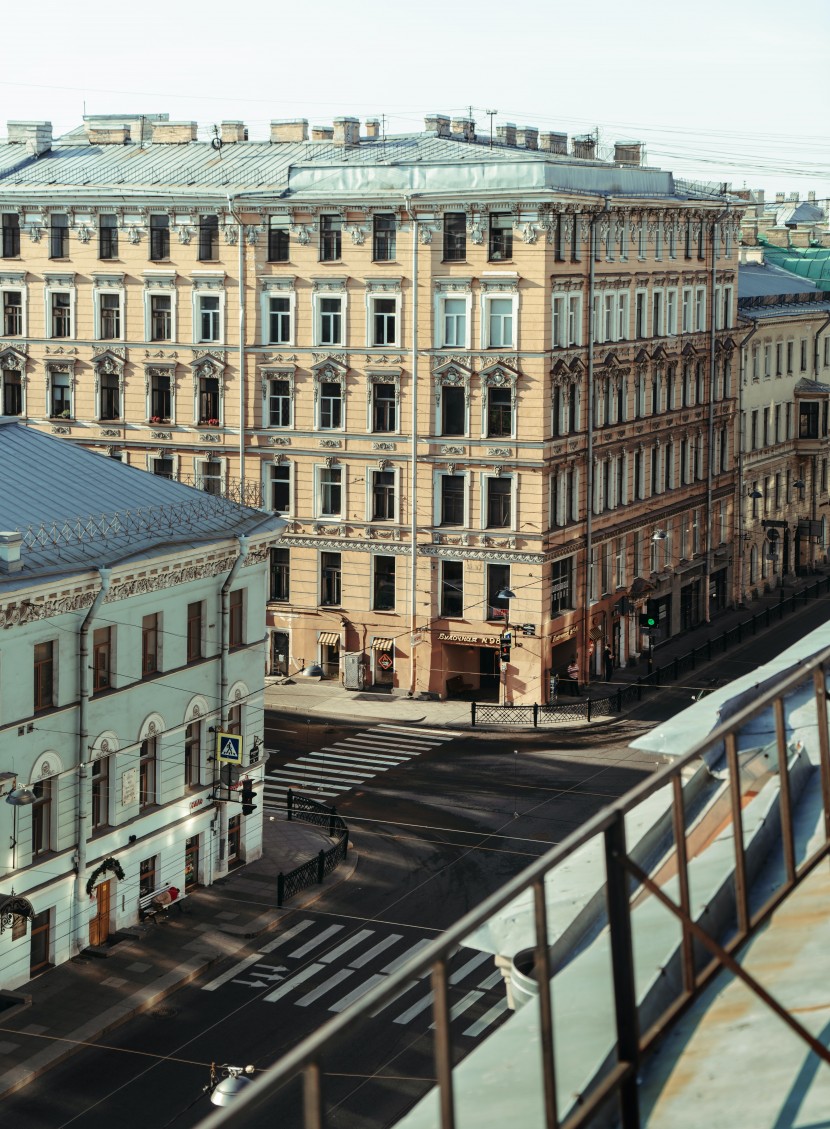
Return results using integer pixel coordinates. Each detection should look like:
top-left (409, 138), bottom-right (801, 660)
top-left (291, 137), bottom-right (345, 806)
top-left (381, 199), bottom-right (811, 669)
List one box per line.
top-left (500, 632), bottom-right (512, 662)
top-left (639, 613), bottom-right (657, 629)
top-left (240, 778), bottom-right (256, 816)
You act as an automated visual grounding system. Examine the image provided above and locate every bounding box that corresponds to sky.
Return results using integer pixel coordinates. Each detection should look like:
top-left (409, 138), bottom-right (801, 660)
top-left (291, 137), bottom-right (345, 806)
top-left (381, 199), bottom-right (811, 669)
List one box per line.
top-left (2, 0), bottom-right (828, 203)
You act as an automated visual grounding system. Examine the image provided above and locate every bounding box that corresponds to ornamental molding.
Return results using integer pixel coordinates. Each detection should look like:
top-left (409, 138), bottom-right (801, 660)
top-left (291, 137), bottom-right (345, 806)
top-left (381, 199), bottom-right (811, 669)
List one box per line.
top-left (319, 438), bottom-right (342, 449)
top-left (0, 344), bottom-right (28, 369)
top-left (269, 435), bottom-right (292, 446)
top-left (311, 352), bottom-right (348, 367)
top-left (371, 441), bottom-right (397, 451)
top-left (283, 535), bottom-right (413, 556)
top-left (51, 425), bottom-right (72, 435)
top-left (190, 348), bottom-right (226, 364)
top-left (433, 276), bottom-right (472, 294)
top-left (260, 275), bottom-right (296, 293)
top-left (487, 447), bottom-right (513, 458)
top-left (198, 432), bottom-right (223, 443)
top-left (440, 445), bottom-right (466, 456)
top-left (311, 357), bottom-right (348, 383)
top-left (311, 276), bottom-right (348, 293)
top-left (420, 544), bottom-right (545, 564)
top-left (99, 427), bottom-right (121, 438)
top-left (150, 430), bottom-right (172, 440)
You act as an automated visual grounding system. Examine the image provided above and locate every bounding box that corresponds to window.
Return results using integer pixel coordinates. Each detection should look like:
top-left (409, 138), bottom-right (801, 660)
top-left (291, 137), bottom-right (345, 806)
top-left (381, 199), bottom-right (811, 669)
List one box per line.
top-left (31, 780), bottom-right (52, 857)
top-left (226, 704), bottom-right (242, 736)
top-left (142, 613), bottom-right (159, 676)
top-left (268, 378), bottom-right (291, 427)
top-left (373, 556), bottom-right (396, 611)
top-left (319, 297), bottom-right (343, 345)
top-left (372, 470), bottom-right (395, 520)
top-left (441, 475), bottom-right (465, 525)
top-left (198, 295), bottom-right (220, 342)
top-left (550, 556), bottom-right (574, 616)
top-left (488, 298), bottom-right (514, 347)
top-left (372, 297), bottom-right (397, 346)
top-left (800, 402), bottom-right (819, 439)
top-left (150, 370), bottom-right (171, 420)
top-left (50, 213), bottom-right (69, 258)
top-left (91, 758), bottom-right (109, 830)
top-left (50, 370), bottom-right (71, 418)
top-left (373, 214), bottom-right (396, 261)
top-left (665, 290), bottom-right (677, 335)
top-left (199, 459), bottom-right (222, 494)
top-left (198, 215), bottom-right (219, 261)
top-left (269, 463), bottom-right (290, 512)
top-left (150, 214), bottom-right (170, 260)
top-left (319, 381), bottom-right (342, 429)
top-left (34, 641), bottom-right (54, 711)
top-left (801, 339), bottom-right (808, 372)
top-left (487, 563), bottom-right (510, 621)
top-left (489, 213), bottom-right (513, 261)
top-left (320, 215), bottom-right (342, 261)
top-left (3, 290), bottom-right (21, 335)
top-left (442, 297), bottom-right (467, 347)
top-left (93, 626), bottom-right (111, 691)
top-left (198, 376), bottom-right (220, 424)
top-left (229, 589), bottom-right (244, 648)
top-left (2, 213), bottom-right (20, 257)
top-left (268, 296), bottom-right (291, 344)
top-left (187, 601), bottom-right (203, 662)
top-left (139, 738), bottom-right (156, 809)
top-left (268, 216), bottom-right (290, 262)
top-left (552, 294), bottom-right (581, 347)
top-left (2, 369), bottom-right (22, 415)
top-left (486, 477), bottom-right (512, 528)
top-left (486, 386), bottom-right (513, 437)
top-left (185, 722), bottom-right (201, 788)
top-left (441, 560), bottom-right (464, 617)
top-left (139, 857), bottom-right (157, 896)
top-left (99, 214), bottom-right (118, 260)
top-left (99, 292), bottom-right (120, 339)
top-left (320, 551), bottom-right (342, 605)
top-left (319, 467), bottom-right (342, 516)
top-left (270, 548), bottom-right (290, 602)
top-left (51, 293), bottom-right (71, 338)
top-left (441, 385), bottom-right (466, 435)
top-left (150, 294), bottom-right (171, 341)
top-left (635, 291), bottom-right (647, 339)
top-left (100, 371), bottom-right (120, 420)
top-left (443, 213), bottom-right (466, 261)
top-left (372, 382), bottom-right (396, 432)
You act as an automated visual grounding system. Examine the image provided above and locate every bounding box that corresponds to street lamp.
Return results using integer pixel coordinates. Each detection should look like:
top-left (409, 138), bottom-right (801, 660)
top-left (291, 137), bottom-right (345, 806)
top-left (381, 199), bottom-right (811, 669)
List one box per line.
top-left (207, 1063), bottom-right (256, 1107)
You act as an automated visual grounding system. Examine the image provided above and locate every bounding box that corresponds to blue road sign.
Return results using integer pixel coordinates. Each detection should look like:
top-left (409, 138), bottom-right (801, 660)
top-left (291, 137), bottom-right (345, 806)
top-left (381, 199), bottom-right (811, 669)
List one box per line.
top-left (217, 732), bottom-right (242, 764)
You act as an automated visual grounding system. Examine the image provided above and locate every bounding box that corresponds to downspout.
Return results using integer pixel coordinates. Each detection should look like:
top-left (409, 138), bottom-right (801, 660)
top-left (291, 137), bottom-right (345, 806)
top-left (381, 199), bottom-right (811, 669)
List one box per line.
top-left (73, 566), bottom-right (112, 954)
top-left (736, 321), bottom-right (759, 605)
top-left (704, 207), bottom-right (730, 624)
top-left (811, 313), bottom-right (830, 573)
top-left (215, 534), bottom-right (249, 878)
top-left (405, 196), bottom-right (419, 698)
top-left (583, 203), bottom-right (606, 687)
top-left (227, 195), bottom-right (247, 502)
top-left (813, 310), bottom-right (830, 378)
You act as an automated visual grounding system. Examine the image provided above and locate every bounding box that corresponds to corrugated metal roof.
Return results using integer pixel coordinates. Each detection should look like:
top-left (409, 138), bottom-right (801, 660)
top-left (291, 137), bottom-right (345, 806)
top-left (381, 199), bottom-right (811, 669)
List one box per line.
top-left (738, 262), bottom-right (822, 298)
top-left (739, 300), bottom-right (830, 320)
top-left (0, 419), bottom-right (282, 581)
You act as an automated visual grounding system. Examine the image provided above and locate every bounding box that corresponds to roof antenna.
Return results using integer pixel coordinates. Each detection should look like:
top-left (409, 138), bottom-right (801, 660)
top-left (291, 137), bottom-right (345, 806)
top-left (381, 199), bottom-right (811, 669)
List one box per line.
top-left (486, 109), bottom-right (498, 149)
top-left (211, 124), bottom-right (223, 155)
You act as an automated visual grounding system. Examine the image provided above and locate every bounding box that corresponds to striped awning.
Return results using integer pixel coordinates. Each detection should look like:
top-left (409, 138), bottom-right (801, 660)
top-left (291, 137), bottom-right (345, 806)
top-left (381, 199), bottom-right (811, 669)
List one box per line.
top-left (318, 631), bottom-right (340, 646)
top-left (589, 626), bottom-right (603, 641)
top-left (371, 638), bottom-right (394, 652)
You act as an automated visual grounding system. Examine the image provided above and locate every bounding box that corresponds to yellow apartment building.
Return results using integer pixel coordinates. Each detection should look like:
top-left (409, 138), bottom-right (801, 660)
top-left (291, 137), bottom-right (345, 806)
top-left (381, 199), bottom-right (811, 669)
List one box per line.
top-left (0, 113), bottom-right (743, 702)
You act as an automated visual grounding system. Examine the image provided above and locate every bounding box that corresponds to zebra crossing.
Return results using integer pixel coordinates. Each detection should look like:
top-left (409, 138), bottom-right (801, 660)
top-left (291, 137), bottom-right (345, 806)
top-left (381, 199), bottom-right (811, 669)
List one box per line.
top-left (263, 723), bottom-right (461, 807)
top-left (202, 916), bottom-right (509, 1039)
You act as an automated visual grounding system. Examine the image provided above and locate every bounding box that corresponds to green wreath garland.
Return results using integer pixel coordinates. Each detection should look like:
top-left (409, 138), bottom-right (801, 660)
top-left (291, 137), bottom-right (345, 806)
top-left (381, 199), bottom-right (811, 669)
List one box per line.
top-left (86, 857), bottom-right (126, 897)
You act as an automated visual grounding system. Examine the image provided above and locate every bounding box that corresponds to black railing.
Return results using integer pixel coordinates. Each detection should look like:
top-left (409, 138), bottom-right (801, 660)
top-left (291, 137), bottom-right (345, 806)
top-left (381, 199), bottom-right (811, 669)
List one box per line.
top-left (276, 790), bottom-right (349, 907)
top-left (471, 576), bottom-right (830, 727)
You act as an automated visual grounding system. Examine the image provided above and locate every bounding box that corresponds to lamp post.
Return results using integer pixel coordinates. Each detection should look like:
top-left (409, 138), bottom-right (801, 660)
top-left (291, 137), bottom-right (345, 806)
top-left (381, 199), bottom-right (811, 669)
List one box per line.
top-left (2, 772), bottom-right (37, 870)
top-left (206, 1063), bottom-right (256, 1107)
top-left (496, 586), bottom-right (516, 705)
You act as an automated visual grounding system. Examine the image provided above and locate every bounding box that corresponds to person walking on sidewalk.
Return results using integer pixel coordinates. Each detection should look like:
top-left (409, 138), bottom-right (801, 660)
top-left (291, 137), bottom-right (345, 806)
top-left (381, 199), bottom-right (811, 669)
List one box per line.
top-left (567, 657), bottom-right (581, 696)
top-left (604, 644), bottom-right (614, 682)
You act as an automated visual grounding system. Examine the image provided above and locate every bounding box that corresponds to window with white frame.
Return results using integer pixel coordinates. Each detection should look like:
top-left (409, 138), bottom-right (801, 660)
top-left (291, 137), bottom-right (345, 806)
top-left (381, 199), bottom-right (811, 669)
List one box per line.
top-left (438, 472), bottom-right (466, 526)
top-left (1, 275), bottom-right (26, 336)
top-left (151, 296), bottom-right (171, 340)
top-left (197, 294), bottom-right (221, 342)
top-left (314, 287), bottom-right (346, 347)
top-left (594, 290), bottom-right (628, 344)
top-left (147, 366), bottom-right (173, 422)
top-left (437, 372), bottom-right (468, 436)
top-left (319, 381), bottom-right (342, 429)
top-left (266, 373), bottom-right (293, 427)
top-left (144, 273), bottom-right (177, 341)
top-left (93, 277), bottom-right (125, 341)
top-left (47, 365), bottom-right (73, 419)
top-left (371, 467), bottom-right (396, 521)
top-left (194, 361), bottom-right (223, 425)
top-left (485, 474), bottom-right (513, 528)
top-left (318, 464), bottom-right (342, 517)
top-left (44, 275), bottom-right (75, 340)
top-left (373, 555), bottom-right (396, 611)
top-left (267, 461), bottom-right (291, 513)
top-left (268, 295), bottom-right (291, 344)
top-left (370, 379), bottom-right (397, 432)
top-left (0, 364), bottom-right (23, 415)
top-left (665, 289), bottom-right (678, 335)
top-left (440, 295), bottom-right (469, 348)
top-left (97, 362), bottom-right (122, 421)
top-left (695, 287), bottom-right (706, 331)
top-left (196, 456), bottom-right (225, 495)
top-left (681, 287), bottom-right (692, 333)
top-left (635, 290), bottom-right (647, 338)
top-left (484, 293), bottom-right (516, 348)
top-left (652, 289), bottom-right (664, 337)
top-left (368, 284), bottom-right (401, 347)
top-left (552, 292), bottom-right (582, 347)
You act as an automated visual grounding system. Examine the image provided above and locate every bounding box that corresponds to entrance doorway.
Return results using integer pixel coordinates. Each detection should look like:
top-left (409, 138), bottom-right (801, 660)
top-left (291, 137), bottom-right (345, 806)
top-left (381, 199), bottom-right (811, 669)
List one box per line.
top-left (89, 880), bottom-right (111, 947)
top-left (228, 815), bottom-right (242, 868)
top-left (321, 642), bottom-right (340, 680)
top-left (479, 648), bottom-right (499, 700)
top-left (30, 909), bottom-right (51, 976)
top-left (184, 835), bottom-right (199, 892)
top-left (271, 631), bottom-right (289, 676)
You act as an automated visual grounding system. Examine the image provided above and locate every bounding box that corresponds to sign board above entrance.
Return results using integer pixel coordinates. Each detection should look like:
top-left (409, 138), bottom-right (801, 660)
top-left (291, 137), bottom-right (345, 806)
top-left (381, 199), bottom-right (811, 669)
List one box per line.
top-left (437, 632), bottom-right (501, 647)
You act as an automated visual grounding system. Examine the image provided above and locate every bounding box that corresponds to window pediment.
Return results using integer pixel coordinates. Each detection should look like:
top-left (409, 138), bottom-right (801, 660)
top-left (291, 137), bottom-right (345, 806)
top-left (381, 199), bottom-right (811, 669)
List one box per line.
top-left (0, 345), bottom-right (27, 371)
top-left (311, 357), bottom-right (348, 382)
top-left (480, 363), bottom-right (518, 388)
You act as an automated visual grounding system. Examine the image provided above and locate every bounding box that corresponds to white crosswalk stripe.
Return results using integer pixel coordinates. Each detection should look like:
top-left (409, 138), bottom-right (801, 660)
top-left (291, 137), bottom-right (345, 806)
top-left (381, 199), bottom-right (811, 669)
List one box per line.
top-left (263, 724), bottom-right (458, 806)
top-left (206, 917), bottom-right (508, 1040)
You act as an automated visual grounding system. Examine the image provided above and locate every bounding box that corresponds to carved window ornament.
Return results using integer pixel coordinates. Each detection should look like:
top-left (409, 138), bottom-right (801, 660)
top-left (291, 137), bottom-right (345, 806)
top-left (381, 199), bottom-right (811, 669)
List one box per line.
top-left (311, 356), bottom-right (348, 389)
top-left (433, 361), bottom-right (472, 408)
top-left (260, 364), bottom-right (296, 401)
top-left (0, 345), bottom-right (28, 372)
top-left (260, 275), bottom-right (296, 294)
top-left (191, 272), bottom-right (225, 291)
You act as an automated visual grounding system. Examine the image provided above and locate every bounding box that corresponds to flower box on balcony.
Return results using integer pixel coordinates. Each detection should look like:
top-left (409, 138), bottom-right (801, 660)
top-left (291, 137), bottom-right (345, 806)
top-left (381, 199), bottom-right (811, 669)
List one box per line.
top-left (200, 419), bottom-right (221, 427)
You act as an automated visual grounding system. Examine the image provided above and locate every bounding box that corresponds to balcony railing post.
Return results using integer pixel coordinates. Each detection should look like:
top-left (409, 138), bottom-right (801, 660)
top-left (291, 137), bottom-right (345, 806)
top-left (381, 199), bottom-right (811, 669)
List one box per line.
top-left (303, 1060), bottom-right (324, 1129)
top-left (603, 811), bottom-right (640, 1128)
top-left (812, 665), bottom-right (830, 844)
top-left (773, 697), bottom-right (796, 887)
top-left (671, 775), bottom-right (695, 994)
top-left (532, 876), bottom-right (560, 1129)
top-left (431, 958), bottom-right (457, 1129)
top-left (726, 731), bottom-right (750, 936)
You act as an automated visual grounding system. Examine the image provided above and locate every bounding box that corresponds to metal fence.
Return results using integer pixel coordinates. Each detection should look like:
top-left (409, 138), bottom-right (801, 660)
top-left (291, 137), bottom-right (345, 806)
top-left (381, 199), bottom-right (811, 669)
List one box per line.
top-left (471, 576), bottom-right (830, 727)
top-left (276, 791), bottom-right (349, 908)
top-left (202, 644), bottom-right (830, 1129)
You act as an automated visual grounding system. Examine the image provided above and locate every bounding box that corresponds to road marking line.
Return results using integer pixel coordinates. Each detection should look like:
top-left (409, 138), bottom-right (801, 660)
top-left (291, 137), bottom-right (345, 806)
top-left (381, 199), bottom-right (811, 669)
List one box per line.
top-left (302, 755), bottom-right (378, 773)
top-left (394, 992), bottom-right (434, 1025)
top-left (462, 997), bottom-right (509, 1037)
top-left (285, 760), bottom-right (371, 779)
top-left (315, 751), bottom-right (402, 767)
top-left (260, 920), bottom-right (314, 953)
top-left (381, 938), bottom-right (433, 974)
top-left (349, 933), bottom-right (402, 968)
top-left (449, 951), bottom-right (492, 984)
top-left (202, 953), bottom-right (262, 992)
top-left (370, 983), bottom-right (415, 1017)
top-left (296, 968), bottom-right (354, 1007)
top-left (320, 929), bottom-right (375, 964)
top-left (430, 990), bottom-right (484, 1027)
top-left (264, 962), bottom-right (323, 1003)
top-left (355, 733), bottom-right (435, 748)
top-left (375, 724), bottom-right (461, 739)
top-left (330, 973), bottom-right (386, 1013)
top-left (326, 745), bottom-right (409, 762)
top-left (289, 924), bottom-right (344, 959)
top-left (336, 741), bottom-right (416, 758)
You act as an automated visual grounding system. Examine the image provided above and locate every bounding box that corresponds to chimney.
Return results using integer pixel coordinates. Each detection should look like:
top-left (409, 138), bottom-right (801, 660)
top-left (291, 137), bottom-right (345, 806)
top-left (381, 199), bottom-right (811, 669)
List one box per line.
top-left (0, 531), bottom-right (23, 574)
top-left (788, 192), bottom-right (799, 202)
top-left (425, 114), bottom-right (451, 138)
top-left (86, 124), bottom-right (130, 145)
top-left (221, 121), bottom-right (248, 143)
top-left (270, 119), bottom-right (308, 143)
top-left (573, 134), bottom-right (596, 160)
top-left (151, 121), bottom-right (197, 143)
top-left (496, 122), bottom-right (517, 147)
top-left (808, 191), bottom-right (816, 202)
top-left (312, 126), bottom-right (334, 141)
top-left (775, 192), bottom-right (785, 203)
top-left (614, 141), bottom-right (643, 166)
top-left (516, 126), bottom-right (538, 150)
top-left (451, 117), bottom-right (476, 142)
top-left (539, 131), bottom-right (568, 155)
top-left (7, 121), bottom-right (52, 156)
top-left (755, 189), bottom-right (765, 203)
top-left (364, 118), bottom-right (380, 139)
top-left (332, 117), bottom-right (360, 146)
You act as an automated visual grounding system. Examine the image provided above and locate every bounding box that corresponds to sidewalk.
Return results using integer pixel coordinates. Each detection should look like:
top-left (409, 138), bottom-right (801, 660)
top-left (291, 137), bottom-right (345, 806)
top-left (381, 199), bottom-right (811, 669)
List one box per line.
top-left (264, 568), bottom-right (830, 730)
top-left (0, 811), bottom-right (356, 1100)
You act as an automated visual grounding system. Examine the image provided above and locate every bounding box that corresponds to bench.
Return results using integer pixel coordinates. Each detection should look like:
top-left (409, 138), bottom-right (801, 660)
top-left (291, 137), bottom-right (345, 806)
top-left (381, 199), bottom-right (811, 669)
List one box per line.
top-left (446, 675), bottom-right (472, 697)
top-left (139, 887), bottom-right (187, 922)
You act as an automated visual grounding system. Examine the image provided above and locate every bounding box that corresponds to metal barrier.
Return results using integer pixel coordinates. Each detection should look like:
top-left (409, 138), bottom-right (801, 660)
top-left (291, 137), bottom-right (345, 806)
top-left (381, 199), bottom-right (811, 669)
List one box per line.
top-left (202, 646), bottom-right (830, 1129)
top-left (276, 791), bottom-right (349, 907)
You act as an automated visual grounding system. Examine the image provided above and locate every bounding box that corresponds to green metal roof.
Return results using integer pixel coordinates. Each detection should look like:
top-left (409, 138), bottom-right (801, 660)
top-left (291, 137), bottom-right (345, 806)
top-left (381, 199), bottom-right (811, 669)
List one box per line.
top-left (761, 243), bottom-right (830, 292)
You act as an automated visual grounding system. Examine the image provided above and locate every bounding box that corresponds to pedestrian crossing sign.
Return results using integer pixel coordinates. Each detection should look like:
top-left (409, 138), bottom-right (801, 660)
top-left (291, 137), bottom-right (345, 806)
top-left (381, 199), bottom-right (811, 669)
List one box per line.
top-left (217, 731), bottom-right (243, 764)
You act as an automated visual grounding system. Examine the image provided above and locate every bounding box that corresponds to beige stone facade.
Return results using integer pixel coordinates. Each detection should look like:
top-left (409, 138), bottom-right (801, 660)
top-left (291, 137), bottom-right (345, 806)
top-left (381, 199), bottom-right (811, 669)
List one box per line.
top-left (0, 114), bottom-right (745, 702)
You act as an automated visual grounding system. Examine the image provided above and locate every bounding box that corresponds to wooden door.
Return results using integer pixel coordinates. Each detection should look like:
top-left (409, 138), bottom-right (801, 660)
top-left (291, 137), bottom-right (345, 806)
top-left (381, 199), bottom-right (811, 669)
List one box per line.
top-left (89, 880), bottom-right (111, 947)
top-left (30, 910), bottom-right (50, 976)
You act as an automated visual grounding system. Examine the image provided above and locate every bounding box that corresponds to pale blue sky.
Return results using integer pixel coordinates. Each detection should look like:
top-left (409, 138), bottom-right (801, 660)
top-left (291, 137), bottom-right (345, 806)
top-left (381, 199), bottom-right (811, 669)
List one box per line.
top-left (2, 0), bottom-right (828, 200)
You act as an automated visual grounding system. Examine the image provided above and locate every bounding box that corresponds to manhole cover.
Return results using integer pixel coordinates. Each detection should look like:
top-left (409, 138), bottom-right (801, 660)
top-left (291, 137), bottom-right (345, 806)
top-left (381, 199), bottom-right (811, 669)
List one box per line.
top-left (151, 1006), bottom-right (179, 1018)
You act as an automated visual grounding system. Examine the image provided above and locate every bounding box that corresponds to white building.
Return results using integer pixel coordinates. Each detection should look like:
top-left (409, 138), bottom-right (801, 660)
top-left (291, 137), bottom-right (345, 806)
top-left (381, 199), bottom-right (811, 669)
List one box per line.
top-left (0, 419), bottom-right (284, 988)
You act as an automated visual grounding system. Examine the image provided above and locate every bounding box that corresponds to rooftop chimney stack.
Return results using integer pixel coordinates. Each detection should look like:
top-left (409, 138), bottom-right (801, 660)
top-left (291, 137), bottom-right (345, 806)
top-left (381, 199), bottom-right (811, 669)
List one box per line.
top-left (808, 190), bottom-right (816, 202)
top-left (220, 121), bottom-right (248, 143)
top-left (614, 141), bottom-right (643, 166)
top-left (270, 119), bottom-right (309, 143)
top-left (451, 117), bottom-right (476, 142)
top-left (539, 131), bottom-right (568, 154)
top-left (151, 121), bottom-right (198, 143)
top-left (425, 114), bottom-right (451, 137)
top-left (7, 121), bottom-right (52, 156)
top-left (572, 134), bottom-right (596, 160)
top-left (788, 191), bottom-right (799, 202)
top-left (86, 124), bottom-right (131, 145)
top-left (364, 118), bottom-right (380, 139)
top-left (496, 122), bottom-right (517, 147)
top-left (775, 192), bottom-right (785, 203)
top-left (0, 531), bottom-right (23, 573)
top-left (516, 127), bottom-right (538, 150)
top-left (312, 125), bottom-right (334, 141)
top-left (333, 117), bottom-right (360, 146)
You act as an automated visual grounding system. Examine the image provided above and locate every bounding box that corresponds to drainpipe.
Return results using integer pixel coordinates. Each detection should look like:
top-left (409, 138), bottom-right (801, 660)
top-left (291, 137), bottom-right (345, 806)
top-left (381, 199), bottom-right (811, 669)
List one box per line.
top-left (215, 535), bottom-right (248, 878)
top-left (704, 207), bottom-right (731, 624)
top-left (227, 195), bottom-right (247, 503)
top-left (583, 203), bottom-right (606, 687)
top-left (736, 321), bottom-right (759, 605)
top-left (813, 310), bottom-right (830, 379)
top-left (404, 196), bottom-right (419, 698)
top-left (73, 566), bottom-right (112, 954)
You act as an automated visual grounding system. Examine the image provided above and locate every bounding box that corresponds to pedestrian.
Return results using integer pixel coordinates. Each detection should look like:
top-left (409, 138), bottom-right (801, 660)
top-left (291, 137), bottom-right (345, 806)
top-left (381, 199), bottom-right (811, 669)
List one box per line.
top-left (567, 656), bottom-right (581, 696)
top-left (604, 644), bottom-right (614, 682)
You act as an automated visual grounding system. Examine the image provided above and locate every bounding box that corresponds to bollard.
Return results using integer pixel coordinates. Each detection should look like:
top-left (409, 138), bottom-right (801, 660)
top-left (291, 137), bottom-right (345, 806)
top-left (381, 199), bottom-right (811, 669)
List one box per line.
top-left (277, 872), bottom-right (285, 907)
top-left (587, 696), bottom-right (592, 723)
top-left (316, 849), bottom-right (325, 884)
top-left (471, 701), bottom-right (477, 727)
top-left (287, 788), bottom-right (293, 822)
top-left (533, 703), bottom-right (539, 728)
